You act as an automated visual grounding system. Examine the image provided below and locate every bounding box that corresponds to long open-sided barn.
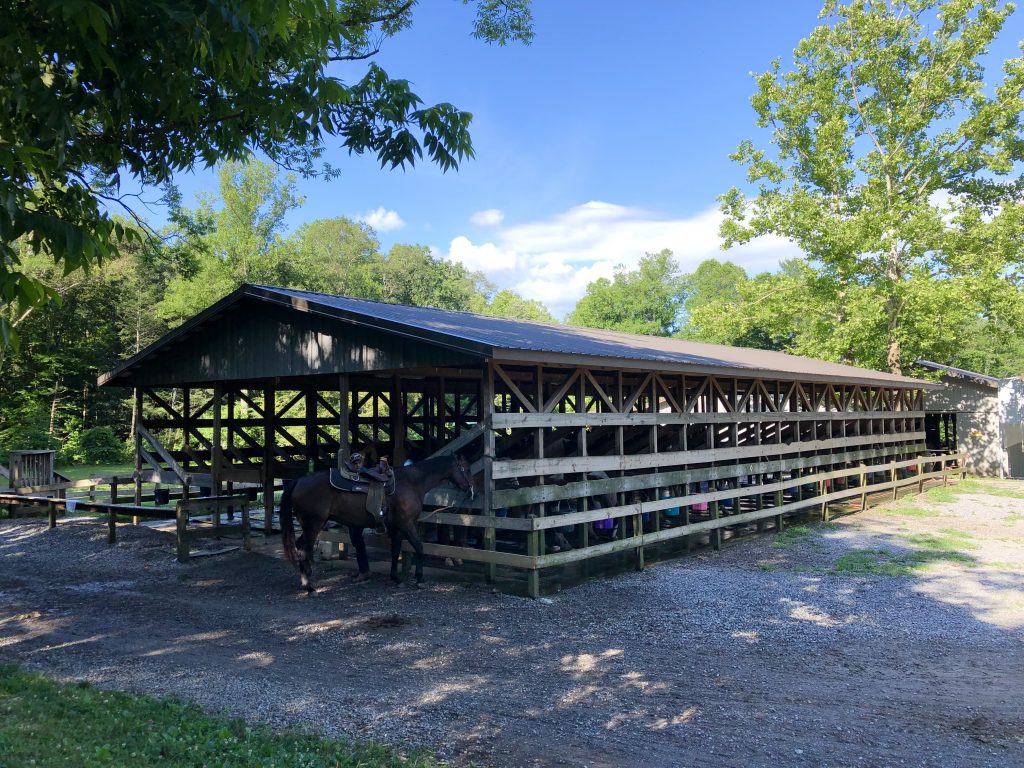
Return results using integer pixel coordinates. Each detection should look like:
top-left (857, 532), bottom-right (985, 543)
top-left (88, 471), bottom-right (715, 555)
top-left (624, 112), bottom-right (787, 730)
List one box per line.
top-left (98, 284), bottom-right (961, 595)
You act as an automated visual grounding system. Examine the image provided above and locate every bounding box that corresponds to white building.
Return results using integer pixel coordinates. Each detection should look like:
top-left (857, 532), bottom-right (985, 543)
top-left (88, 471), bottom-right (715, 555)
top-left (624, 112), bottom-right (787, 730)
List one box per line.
top-left (918, 361), bottom-right (1024, 478)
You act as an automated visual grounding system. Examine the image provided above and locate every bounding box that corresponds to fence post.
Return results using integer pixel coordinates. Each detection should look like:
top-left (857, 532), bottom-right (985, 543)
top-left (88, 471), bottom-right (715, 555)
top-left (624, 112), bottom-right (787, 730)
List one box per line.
top-left (47, 500), bottom-right (57, 529)
top-left (108, 505), bottom-right (117, 545)
top-left (110, 477), bottom-right (119, 505)
top-left (774, 489), bottom-right (784, 532)
top-left (527, 530), bottom-right (540, 598)
top-left (241, 501), bottom-right (251, 551)
top-left (710, 500), bottom-right (721, 551)
top-left (859, 470), bottom-right (867, 510)
top-left (891, 464), bottom-right (898, 501)
top-left (175, 501), bottom-right (189, 563)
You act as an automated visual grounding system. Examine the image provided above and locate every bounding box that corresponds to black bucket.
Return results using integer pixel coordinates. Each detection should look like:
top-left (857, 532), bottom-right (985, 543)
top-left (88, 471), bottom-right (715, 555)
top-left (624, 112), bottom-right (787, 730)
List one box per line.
top-left (199, 486), bottom-right (212, 498)
top-left (154, 487), bottom-right (170, 505)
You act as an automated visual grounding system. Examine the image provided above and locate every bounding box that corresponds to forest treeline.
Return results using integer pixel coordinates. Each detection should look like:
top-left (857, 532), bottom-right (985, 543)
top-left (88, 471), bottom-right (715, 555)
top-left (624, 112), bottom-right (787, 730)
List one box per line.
top-left (1, 158), bottom-right (1022, 464)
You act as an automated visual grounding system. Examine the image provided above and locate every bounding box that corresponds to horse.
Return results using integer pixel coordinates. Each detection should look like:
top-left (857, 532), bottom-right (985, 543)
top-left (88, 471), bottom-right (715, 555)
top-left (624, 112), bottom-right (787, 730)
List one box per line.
top-left (279, 454), bottom-right (475, 592)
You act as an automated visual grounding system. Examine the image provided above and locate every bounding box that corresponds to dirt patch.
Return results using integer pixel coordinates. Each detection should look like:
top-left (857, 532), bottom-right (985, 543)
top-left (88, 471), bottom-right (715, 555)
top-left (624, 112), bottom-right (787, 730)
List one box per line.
top-left (1, 480), bottom-right (1023, 767)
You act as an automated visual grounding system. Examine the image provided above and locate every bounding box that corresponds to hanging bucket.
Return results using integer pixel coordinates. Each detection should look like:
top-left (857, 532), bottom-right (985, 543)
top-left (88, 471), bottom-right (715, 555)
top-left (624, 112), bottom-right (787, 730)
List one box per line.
top-left (692, 481), bottom-right (709, 512)
top-left (661, 488), bottom-right (680, 517)
top-left (154, 488), bottom-right (170, 505)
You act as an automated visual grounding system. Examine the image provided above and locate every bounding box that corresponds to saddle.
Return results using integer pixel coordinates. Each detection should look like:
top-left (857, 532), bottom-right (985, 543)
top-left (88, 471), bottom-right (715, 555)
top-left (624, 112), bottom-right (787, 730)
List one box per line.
top-left (329, 452), bottom-right (396, 532)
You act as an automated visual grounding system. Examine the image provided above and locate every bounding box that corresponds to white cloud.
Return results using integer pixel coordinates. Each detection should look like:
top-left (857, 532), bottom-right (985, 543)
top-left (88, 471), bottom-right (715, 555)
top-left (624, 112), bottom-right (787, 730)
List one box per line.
top-left (470, 208), bottom-right (505, 226)
top-left (441, 200), bottom-right (804, 318)
top-left (357, 207), bottom-right (406, 232)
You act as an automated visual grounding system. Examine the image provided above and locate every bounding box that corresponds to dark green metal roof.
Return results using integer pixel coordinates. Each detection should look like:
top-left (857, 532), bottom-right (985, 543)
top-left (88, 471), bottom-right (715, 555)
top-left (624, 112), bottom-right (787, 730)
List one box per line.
top-left (99, 284), bottom-right (933, 388)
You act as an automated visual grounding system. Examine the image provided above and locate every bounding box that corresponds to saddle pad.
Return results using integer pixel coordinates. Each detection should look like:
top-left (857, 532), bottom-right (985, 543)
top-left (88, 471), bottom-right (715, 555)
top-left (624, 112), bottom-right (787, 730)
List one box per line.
top-left (328, 468), bottom-right (369, 494)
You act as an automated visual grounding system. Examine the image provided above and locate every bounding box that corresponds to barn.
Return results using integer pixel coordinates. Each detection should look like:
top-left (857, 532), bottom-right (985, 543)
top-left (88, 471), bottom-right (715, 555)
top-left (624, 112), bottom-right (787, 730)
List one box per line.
top-left (98, 284), bottom-right (959, 595)
top-left (918, 360), bottom-right (1024, 479)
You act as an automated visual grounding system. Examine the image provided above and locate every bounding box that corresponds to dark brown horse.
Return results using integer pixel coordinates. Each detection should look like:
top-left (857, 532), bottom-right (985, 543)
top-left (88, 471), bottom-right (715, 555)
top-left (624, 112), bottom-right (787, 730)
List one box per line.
top-left (279, 454), bottom-right (475, 592)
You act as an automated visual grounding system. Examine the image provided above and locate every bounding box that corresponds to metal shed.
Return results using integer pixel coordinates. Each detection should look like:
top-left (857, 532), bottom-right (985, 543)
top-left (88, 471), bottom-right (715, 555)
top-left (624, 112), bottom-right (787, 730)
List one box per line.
top-left (918, 360), bottom-right (1024, 478)
top-left (98, 284), bottom-right (958, 595)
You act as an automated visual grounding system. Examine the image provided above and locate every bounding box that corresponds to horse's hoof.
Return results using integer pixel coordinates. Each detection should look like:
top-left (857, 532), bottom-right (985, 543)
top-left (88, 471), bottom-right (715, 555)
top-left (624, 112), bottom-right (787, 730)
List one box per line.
top-left (350, 572), bottom-right (370, 584)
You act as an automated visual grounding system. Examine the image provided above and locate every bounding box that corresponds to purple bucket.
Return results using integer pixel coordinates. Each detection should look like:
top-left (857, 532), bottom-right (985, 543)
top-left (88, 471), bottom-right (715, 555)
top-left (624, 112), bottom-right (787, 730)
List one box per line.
top-left (594, 517), bottom-right (614, 530)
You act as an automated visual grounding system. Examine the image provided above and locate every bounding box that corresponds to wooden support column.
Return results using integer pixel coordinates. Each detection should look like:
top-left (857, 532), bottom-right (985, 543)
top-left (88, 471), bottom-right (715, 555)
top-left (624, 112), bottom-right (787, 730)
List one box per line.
top-left (263, 383), bottom-right (276, 534)
top-left (710, 500), bottom-right (721, 550)
top-left (481, 363), bottom-right (497, 584)
top-left (774, 489), bottom-right (784, 531)
top-left (133, 389), bottom-right (143, 507)
top-left (391, 374), bottom-right (406, 466)
top-left (339, 374), bottom-right (350, 459)
top-left (304, 386), bottom-right (317, 471)
top-left (175, 501), bottom-right (189, 562)
top-left (211, 383), bottom-right (223, 536)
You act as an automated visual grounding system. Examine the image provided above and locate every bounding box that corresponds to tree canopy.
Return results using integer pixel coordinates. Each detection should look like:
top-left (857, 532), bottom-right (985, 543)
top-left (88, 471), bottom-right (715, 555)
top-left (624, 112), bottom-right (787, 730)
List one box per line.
top-left (567, 250), bottom-right (684, 336)
top-left (720, 0), bottom-right (1024, 374)
top-left (0, 0), bottom-right (533, 346)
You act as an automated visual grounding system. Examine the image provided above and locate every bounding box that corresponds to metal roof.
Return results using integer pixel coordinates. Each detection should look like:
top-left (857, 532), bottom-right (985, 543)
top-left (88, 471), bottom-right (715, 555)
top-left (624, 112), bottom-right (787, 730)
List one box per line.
top-left (915, 360), bottom-right (1002, 388)
top-left (99, 284), bottom-right (934, 388)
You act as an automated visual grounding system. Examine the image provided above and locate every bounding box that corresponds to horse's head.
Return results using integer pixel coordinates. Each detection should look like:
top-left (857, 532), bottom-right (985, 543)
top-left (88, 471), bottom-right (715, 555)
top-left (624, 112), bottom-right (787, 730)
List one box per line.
top-left (452, 454), bottom-right (475, 500)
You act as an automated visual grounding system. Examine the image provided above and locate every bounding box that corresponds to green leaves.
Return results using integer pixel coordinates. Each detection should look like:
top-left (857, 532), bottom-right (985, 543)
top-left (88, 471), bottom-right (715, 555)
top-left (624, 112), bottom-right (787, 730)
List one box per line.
top-left (722, 0), bottom-right (1024, 373)
top-left (0, 1), bottom-right (533, 347)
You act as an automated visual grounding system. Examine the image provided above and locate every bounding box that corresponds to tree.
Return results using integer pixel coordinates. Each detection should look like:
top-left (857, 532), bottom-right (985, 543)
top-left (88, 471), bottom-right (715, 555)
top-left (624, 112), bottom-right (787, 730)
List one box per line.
top-left (158, 161), bottom-right (302, 324)
top-left (679, 262), bottom-right (798, 352)
top-left (470, 288), bottom-right (557, 322)
top-left (0, 0), bottom-right (533, 345)
top-left (720, 0), bottom-right (1024, 374)
top-left (568, 250), bottom-right (683, 336)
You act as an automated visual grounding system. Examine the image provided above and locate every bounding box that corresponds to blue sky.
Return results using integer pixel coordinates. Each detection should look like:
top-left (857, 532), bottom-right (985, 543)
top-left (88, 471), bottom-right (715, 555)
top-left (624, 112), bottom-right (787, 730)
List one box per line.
top-left (159, 1), bottom-right (1023, 317)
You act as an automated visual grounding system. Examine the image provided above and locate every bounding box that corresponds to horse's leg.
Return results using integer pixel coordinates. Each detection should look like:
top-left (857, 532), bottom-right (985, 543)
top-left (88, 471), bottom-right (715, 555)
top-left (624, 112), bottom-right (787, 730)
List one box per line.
top-left (297, 513), bottom-right (321, 593)
top-left (348, 525), bottom-right (370, 582)
top-left (389, 530), bottom-right (403, 583)
top-left (398, 518), bottom-right (426, 586)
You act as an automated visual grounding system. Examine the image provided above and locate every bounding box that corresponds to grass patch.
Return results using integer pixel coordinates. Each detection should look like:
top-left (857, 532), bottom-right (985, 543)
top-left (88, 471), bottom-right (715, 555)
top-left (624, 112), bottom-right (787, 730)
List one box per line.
top-left (773, 525), bottom-right (814, 548)
top-left (55, 463), bottom-right (136, 482)
top-left (904, 528), bottom-right (979, 552)
top-left (878, 504), bottom-right (939, 518)
top-left (931, 478), bottom-right (1024, 502)
top-left (833, 546), bottom-right (976, 576)
top-left (0, 665), bottom-right (436, 768)
top-left (923, 485), bottom-right (957, 503)
top-left (1004, 513), bottom-right (1024, 525)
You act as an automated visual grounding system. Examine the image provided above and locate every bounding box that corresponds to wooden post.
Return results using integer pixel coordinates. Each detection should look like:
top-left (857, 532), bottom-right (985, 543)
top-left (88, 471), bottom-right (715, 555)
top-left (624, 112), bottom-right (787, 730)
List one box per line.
top-left (710, 500), bottom-right (721, 551)
top-left (133, 388), bottom-right (143, 516)
top-left (175, 501), bottom-right (189, 563)
top-left (211, 383), bottom-right (223, 537)
top-left (391, 374), bottom-right (406, 466)
top-left (47, 500), bottom-right (57, 529)
top-left (481, 363), bottom-right (496, 583)
top-left (859, 469), bottom-right (867, 510)
top-left (263, 384), bottom-right (276, 534)
top-left (339, 374), bottom-right (350, 458)
top-left (635, 511), bottom-right (645, 570)
top-left (241, 501), bottom-right (251, 551)
top-left (820, 480), bottom-right (828, 522)
top-left (110, 477), bottom-right (118, 505)
top-left (107, 504), bottom-right (117, 545)
top-left (527, 530), bottom-right (540, 598)
top-left (774, 489), bottom-right (784, 532)
top-left (891, 464), bottom-right (898, 501)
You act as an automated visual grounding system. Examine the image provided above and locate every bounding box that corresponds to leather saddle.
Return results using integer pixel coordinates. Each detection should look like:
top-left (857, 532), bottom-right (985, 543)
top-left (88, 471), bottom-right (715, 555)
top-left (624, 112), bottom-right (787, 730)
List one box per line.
top-left (329, 453), bottom-right (396, 530)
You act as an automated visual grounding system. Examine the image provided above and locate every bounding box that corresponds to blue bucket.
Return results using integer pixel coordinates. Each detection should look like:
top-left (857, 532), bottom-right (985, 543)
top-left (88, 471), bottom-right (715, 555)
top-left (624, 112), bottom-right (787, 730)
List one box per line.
top-left (660, 488), bottom-right (680, 517)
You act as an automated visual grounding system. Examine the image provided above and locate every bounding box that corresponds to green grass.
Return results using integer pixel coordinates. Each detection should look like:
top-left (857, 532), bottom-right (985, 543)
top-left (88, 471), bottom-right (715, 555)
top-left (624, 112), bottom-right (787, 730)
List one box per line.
top-left (929, 478), bottom-right (1024, 502)
top-left (923, 485), bottom-right (957, 503)
top-left (833, 546), bottom-right (976, 576)
top-left (773, 525), bottom-right (814, 548)
top-left (56, 463), bottom-right (136, 482)
top-left (0, 665), bottom-right (436, 768)
top-left (878, 504), bottom-right (939, 518)
top-left (903, 527), bottom-right (979, 552)
top-left (1005, 513), bottom-right (1024, 525)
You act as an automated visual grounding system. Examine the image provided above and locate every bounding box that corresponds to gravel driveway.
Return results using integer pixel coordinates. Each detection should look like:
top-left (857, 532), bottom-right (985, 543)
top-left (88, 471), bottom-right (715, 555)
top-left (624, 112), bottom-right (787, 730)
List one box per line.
top-left (2, 481), bottom-right (1023, 767)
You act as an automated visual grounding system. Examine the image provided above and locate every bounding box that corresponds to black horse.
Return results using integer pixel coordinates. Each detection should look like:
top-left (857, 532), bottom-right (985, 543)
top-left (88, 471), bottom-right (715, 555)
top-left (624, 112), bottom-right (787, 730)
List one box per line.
top-left (279, 454), bottom-right (475, 592)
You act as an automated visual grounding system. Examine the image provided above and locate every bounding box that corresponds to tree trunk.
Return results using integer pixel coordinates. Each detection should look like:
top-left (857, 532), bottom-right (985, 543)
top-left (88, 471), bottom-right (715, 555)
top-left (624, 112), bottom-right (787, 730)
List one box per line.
top-left (886, 242), bottom-right (903, 375)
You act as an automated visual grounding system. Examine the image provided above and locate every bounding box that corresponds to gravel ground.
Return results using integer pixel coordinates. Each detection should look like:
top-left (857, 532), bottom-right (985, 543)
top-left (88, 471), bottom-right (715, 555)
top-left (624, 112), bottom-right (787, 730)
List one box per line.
top-left (2, 481), bottom-right (1023, 768)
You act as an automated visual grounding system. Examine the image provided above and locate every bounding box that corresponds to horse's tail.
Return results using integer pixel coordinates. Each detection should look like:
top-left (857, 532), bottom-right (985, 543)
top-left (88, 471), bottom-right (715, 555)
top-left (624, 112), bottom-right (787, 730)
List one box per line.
top-left (279, 479), bottom-right (298, 564)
